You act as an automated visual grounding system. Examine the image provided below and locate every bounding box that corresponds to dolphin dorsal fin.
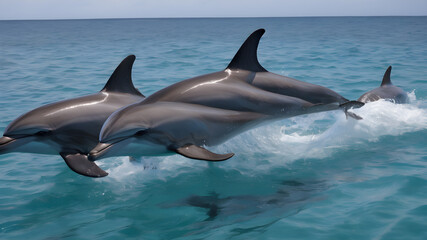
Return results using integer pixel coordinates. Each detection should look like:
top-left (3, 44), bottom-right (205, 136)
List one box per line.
top-left (226, 29), bottom-right (267, 72)
top-left (381, 66), bottom-right (392, 86)
top-left (101, 55), bottom-right (144, 97)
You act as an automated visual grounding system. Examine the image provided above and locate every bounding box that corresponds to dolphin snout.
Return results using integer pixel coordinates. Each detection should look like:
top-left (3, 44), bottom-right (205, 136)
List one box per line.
top-left (0, 136), bottom-right (34, 154)
top-left (0, 136), bottom-right (15, 146)
top-left (88, 143), bottom-right (112, 161)
top-left (0, 136), bottom-right (15, 153)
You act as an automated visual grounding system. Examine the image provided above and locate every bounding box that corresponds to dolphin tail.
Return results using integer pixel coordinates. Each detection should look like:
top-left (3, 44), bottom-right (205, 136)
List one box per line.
top-left (174, 144), bottom-right (234, 161)
top-left (339, 101), bottom-right (365, 120)
top-left (60, 153), bottom-right (108, 178)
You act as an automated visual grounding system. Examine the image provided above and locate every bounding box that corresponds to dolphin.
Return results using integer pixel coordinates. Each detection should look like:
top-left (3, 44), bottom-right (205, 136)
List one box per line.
top-left (143, 29), bottom-right (363, 118)
top-left (87, 29), bottom-right (364, 164)
top-left (0, 55), bottom-right (144, 177)
top-left (88, 98), bottom-right (350, 162)
top-left (358, 66), bottom-right (409, 103)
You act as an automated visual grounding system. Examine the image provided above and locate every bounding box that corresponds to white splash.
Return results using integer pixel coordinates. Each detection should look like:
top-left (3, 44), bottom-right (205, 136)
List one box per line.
top-left (215, 94), bottom-right (427, 171)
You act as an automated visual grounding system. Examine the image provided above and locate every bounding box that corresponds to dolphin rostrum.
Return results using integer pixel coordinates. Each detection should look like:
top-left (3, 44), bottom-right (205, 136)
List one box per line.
top-left (358, 66), bottom-right (409, 104)
top-left (0, 55), bottom-right (144, 177)
top-left (143, 29), bottom-right (363, 118)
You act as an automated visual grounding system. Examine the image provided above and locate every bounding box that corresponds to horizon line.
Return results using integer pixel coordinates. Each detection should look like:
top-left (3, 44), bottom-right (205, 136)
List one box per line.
top-left (1, 15), bottom-right (426, 21)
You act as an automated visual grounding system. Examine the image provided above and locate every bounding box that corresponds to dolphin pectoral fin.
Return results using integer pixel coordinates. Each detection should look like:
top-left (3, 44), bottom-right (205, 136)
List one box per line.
top-left (175, 144), bottom-right (234, 161)
top-left (60, 153), bottom-right (108, 178)
top-left (339, 101), bottom-right (365, 120)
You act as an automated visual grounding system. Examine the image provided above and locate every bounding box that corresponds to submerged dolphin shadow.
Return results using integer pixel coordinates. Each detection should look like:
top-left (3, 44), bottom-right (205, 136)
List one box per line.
top-left (184, 180), bottom-right (327, 221)
top-left (161, 179), bottom-right (328, 237)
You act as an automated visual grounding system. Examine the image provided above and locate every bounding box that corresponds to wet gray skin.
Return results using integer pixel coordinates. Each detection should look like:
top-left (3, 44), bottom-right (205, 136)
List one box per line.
top-left (0, 55), bottom-right (144, 177)
top-left (143, 29), bottom-right (360, 116)
top-left (358, 66), bottom-right (409, 104)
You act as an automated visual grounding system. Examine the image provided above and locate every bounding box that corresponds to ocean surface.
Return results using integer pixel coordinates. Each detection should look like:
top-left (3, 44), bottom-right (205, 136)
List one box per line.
top-left (0, 17), bottom-right (426, 239)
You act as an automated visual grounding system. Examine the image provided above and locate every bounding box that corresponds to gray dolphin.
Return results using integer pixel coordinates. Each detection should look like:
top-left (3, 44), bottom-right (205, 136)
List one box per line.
top-left (0, 55), bottom-right (144, 177)
top-left (358, 66), bottom-right (409, 103)
top-left (87, 29), bottom-right (364, 164)
top-left (88, 98), bottom-right (348, 162)
top-left (143, 29), bottom-right (363, 118)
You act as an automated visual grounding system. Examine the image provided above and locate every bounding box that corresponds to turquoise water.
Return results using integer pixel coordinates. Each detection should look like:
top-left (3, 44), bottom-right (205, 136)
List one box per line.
top-left (0, 17), bottom-right (426, 239)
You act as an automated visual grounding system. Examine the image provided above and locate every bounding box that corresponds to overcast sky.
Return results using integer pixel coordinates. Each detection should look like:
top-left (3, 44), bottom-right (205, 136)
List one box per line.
top-left (0, 0), bottom-right (426, 20)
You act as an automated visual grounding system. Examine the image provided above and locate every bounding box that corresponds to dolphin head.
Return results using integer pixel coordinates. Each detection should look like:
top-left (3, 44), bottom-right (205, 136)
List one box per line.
top-left (0, 108), bottom-right (54, 154)
top-left (0, 96), bottom-right (109, 155)
top-left (89, 104), bottom-right (167, 161)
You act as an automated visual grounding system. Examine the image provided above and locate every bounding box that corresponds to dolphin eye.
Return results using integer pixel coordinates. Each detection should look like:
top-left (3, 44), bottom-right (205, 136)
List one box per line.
top-left (135, 130), bottom-right (146, 136)
top-left (35, 130), bottom-right (52, 137)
